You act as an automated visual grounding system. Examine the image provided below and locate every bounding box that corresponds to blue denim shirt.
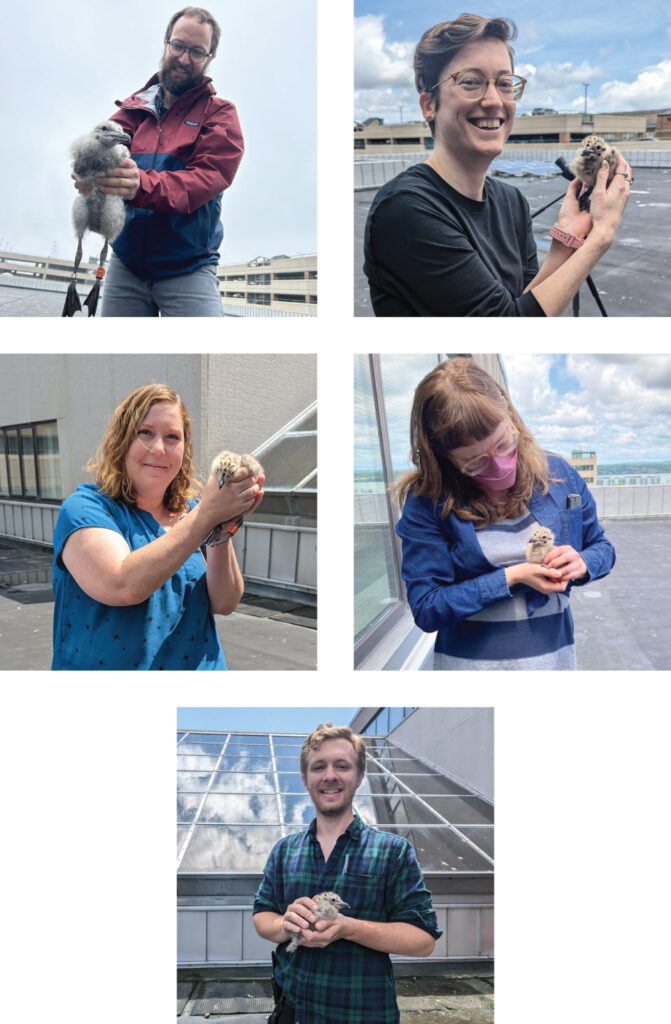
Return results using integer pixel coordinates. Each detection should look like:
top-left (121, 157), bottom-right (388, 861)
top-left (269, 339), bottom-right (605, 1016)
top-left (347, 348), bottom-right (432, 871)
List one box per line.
top-left (395, 454), bottom-right (615, 635)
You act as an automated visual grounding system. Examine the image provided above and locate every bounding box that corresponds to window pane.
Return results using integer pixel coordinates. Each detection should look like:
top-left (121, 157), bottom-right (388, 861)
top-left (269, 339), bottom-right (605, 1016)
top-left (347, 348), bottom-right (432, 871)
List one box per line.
top-left (354, 355), bottom-right (401, 642)
top-left (199, 793), bottom-right (280, 824)
top-left (6, 429), bottom-right (21, 493)
top-left (378, 826), bottom-right (493, 872)
top-left (179, 825), bottom-right (283, 872)
top-left (35, 421), bottom-right (61, 499)
top-left (0, 433), bottom-right (8, 493)
top-left (379, 354), bottom-right (444, 480)
top-left (20, 428), bottom-right (37, 496)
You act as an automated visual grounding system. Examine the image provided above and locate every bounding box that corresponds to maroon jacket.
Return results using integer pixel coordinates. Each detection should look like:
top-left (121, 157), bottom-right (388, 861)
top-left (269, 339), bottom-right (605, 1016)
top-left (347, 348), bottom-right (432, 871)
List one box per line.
top-left (110, 74), bottom-right (244, 279)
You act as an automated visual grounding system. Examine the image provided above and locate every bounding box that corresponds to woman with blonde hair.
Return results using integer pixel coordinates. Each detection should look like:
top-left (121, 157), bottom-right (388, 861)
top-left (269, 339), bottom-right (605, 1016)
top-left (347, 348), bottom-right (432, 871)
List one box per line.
top-left (52, 383), bottom-right (263, 670)
top-left (395, 359), bottom-right (614, 669)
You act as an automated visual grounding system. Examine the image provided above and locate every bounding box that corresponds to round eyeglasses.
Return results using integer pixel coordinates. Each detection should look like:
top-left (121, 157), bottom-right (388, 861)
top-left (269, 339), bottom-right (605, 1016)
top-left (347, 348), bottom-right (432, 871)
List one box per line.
top-left (429, 70), bottom-right (526, 102)
top-left (454, 428), bottom-right (519, 477)
top-left (166, 39), bottom-right (212, 65)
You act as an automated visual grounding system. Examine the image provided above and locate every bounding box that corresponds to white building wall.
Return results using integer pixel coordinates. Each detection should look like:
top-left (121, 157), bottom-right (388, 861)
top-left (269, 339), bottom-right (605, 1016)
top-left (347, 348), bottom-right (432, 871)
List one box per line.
top-left (201, 354), bottom-right (317, 469)
top-left (0, 353), bottom-right (316, 500)
top-left (389, 708), bottom-right (494, 803)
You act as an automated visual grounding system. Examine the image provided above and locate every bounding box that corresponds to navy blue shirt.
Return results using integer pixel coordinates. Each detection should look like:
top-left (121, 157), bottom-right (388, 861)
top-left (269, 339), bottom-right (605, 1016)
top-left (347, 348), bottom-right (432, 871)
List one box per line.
top-left (51, 484), bottom-right (226, 671)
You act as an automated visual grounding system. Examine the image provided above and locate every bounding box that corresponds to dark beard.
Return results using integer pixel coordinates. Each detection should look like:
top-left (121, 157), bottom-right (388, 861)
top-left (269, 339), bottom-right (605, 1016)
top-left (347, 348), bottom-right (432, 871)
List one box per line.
top-left (159, 61), bottom-right (204, 97)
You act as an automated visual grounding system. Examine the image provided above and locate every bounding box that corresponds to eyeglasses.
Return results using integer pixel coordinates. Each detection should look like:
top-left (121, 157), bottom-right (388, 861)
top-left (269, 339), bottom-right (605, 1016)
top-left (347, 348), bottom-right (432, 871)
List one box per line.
top-left (166, 39), bottom-right (212, 65)
top-left (453, 426), bottom-right (519, 477)
top-left (429, 70), bottom-right (526, 102)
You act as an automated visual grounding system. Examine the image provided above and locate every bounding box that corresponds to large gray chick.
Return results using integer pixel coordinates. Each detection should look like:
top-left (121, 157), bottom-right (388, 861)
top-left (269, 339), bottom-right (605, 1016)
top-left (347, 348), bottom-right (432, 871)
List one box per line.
top-left (286, 891), bottom-right (350, 953)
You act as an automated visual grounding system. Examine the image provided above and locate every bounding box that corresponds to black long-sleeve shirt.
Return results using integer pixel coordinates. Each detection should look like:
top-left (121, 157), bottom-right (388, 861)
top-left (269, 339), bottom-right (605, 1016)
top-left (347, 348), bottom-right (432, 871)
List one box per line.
top-left (363, 163), bottom-right (545, 317)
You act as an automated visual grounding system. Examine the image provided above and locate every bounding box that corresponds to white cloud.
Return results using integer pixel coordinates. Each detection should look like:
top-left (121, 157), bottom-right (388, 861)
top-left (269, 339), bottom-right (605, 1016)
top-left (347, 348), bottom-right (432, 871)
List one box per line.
top-left (503, 354), bottom-right (671, 462)
top-left (516, 60), bottom-right (603, 112)
top-left (592, 59), bottom-right (671, 110)
top-left (355, 14), bottom-right (416, 90)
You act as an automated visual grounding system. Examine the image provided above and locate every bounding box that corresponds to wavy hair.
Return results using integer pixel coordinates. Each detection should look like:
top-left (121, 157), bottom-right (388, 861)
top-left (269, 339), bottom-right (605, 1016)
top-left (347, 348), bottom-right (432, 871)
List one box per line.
top-left (87, 383), bottom-right (200, 513)
top-left (300, 722), bottom-right (367, 778)
top-left (394, 358), bottom-right (556, 528)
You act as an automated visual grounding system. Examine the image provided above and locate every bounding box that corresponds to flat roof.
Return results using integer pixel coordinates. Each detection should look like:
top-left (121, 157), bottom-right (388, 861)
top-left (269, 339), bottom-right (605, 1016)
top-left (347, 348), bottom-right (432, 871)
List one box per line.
top-left (355, 166), bottom-right (671, 317)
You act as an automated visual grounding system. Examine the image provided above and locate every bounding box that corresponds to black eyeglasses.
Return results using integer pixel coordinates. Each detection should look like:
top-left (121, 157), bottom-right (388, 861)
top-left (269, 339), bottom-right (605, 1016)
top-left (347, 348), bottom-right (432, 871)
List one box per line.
top-left (166, 39), bottom-right (212, 65)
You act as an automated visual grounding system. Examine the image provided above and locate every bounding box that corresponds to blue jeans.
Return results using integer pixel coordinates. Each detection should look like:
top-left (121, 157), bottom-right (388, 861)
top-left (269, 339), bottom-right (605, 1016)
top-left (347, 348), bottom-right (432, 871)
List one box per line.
top-left (100, 254), bottom-right (224, 317)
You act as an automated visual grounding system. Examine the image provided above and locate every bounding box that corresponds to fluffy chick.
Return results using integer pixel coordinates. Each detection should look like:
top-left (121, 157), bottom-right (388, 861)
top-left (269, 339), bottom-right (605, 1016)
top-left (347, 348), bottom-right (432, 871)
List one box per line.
top-left (526, 526), bottom-right (555, 564)
top-left (286, 891), bottom-right (350, 953)
top-left (570, 134), bottom-right (619, 211)
top-left (204, 450), bottom-right (263, 546)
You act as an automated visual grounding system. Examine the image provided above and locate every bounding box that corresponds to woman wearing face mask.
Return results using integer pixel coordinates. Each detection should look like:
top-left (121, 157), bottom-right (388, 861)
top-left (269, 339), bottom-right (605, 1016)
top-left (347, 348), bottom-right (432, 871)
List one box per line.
top-left (51, 383), bottom-right (263, 671)
top-left (394, 359), bottom-right (615, 670)
top-left (363, 14), bottom-right (631, 317)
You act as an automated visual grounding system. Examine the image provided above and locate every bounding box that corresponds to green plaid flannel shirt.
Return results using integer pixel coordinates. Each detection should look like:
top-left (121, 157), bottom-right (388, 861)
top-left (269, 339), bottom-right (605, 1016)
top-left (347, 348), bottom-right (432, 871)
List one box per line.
top-left (253, 813), bottom-right (442, 1024)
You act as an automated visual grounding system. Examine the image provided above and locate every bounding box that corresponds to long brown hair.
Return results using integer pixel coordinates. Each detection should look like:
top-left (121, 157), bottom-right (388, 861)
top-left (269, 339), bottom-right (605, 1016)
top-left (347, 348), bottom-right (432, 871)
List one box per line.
top-left (87, 383), bottom-right (201, 513)
top-left (394, 358), bottom-right (554, 528)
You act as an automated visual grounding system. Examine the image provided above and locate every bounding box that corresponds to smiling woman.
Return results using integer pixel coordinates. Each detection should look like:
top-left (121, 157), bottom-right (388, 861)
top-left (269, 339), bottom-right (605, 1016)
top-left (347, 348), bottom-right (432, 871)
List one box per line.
top-left (363, 13), bottom-right (632, 317)
top-left (51, 383), bottom-right (264, 671)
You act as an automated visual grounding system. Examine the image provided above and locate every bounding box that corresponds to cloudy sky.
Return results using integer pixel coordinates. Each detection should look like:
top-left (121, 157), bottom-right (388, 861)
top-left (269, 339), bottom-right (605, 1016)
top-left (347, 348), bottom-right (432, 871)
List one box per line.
top-left (1, 1), bottom-right (316, 264)
top-left (355, 1), bottom-right (671, 122)
top-left (503, 353), bottom-right (671, 464)
top-left (355, 354), bottom-right (671, 477)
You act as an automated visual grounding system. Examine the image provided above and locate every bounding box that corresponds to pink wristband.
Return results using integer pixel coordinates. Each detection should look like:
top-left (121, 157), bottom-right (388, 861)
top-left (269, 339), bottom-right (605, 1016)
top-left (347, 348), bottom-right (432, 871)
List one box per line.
top-left (550, 224), bottom-right (584, 249)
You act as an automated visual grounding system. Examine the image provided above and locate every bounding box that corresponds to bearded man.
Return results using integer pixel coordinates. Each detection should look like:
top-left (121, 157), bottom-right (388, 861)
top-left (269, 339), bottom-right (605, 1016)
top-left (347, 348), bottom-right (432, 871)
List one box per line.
top-left (73, 6), bottom-right (243, 317)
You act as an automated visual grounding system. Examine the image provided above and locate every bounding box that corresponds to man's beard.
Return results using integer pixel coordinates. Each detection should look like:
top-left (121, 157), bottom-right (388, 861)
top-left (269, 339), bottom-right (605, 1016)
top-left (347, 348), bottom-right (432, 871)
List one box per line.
top-left (159, 59), bottom-right (205, 97)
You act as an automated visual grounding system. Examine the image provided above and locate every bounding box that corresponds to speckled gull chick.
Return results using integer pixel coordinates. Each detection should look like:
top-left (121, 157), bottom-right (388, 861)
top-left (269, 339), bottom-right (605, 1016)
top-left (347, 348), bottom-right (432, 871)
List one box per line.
top-left (204, 450), bottom-right (263, 546)
top-left (286, 891), bottom-right (350, 953)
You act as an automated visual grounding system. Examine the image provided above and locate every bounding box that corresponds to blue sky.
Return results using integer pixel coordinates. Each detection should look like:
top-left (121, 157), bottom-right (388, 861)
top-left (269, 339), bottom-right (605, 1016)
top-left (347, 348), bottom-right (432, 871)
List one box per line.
top-left (355, 1), bottom-right (671, 120)
top-left (178, 708), bottom-right (360, 734)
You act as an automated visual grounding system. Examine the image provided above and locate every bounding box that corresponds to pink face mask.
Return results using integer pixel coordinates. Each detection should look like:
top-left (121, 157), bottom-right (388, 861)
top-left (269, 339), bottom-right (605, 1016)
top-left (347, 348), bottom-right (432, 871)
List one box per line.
top-left (474, 449), bottom-right (518, 491)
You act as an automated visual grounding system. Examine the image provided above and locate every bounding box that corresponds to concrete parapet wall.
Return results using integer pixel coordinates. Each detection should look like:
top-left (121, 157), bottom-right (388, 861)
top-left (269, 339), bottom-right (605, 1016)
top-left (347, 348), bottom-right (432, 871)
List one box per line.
top-left (354, 148), bottom-right (671, 188)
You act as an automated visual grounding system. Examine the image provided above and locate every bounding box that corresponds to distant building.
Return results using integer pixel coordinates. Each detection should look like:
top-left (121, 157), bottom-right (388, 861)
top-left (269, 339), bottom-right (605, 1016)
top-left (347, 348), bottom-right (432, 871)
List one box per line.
top-left (656, 111), bottom-right (671, 140)
top-left (217, 253), bottom-right (317, 316)
top-left (353, 112), bottom-right (649, 153)
top-left (569, 449), bottom-right (598, 485)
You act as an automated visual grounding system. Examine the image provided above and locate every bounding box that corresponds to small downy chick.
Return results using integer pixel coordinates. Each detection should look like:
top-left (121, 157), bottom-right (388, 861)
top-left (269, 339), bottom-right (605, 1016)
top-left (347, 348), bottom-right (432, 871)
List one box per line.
top-left (526, 526), bottom-right (555, 564)
top-left (570, 134), bottom-right (619, 211)
top-left (286, 891), bottom-right (350, 953)
top-left (204, 450), bottom-right (263, 546)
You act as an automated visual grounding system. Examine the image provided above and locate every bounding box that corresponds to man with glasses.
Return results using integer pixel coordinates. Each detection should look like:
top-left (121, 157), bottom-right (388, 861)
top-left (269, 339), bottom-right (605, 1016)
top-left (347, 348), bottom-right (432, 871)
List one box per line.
top-left (363, 13), bottom-right (630, 317)
top-left (73, 6), bottom-right (243, 316)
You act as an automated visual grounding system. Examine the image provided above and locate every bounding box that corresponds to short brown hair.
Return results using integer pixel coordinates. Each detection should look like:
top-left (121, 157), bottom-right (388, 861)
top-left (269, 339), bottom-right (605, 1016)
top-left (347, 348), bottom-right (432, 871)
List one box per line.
top-left (165, 6), bottom-right (221, 55)
top-left (300, 722), bottom-right (367, 778)
top-left (415, 14), bottom-right (517, 136)
top-left (87, 383), bottom-right (200, 513)
top-left (394, 358), bottom-right (556, 529)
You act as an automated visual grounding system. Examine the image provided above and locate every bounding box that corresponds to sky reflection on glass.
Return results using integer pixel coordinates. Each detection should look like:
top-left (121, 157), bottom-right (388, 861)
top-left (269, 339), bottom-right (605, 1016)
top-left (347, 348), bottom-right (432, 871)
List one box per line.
top-left (177, 731), bottom-right (493, 875)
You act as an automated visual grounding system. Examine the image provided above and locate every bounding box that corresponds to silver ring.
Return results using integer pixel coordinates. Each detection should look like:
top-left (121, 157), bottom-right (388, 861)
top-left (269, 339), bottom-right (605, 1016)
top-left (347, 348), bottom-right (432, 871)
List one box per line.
top-left (616, 172), bottom-right (633, 183)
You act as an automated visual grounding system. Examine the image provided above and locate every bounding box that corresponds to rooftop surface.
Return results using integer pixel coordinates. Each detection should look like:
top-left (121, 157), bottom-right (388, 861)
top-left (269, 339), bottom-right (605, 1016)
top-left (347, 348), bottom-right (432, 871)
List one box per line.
top-left (0, 539), bottom-right (316, 671)
top-left (177, 971), bottom-right (494, 1022)
top-left (0, 283), bottom-right (237, 317)
top-left (2, 517), bottom-right (667, 671)
top-left (354, 166), bottom-right (671, 317)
